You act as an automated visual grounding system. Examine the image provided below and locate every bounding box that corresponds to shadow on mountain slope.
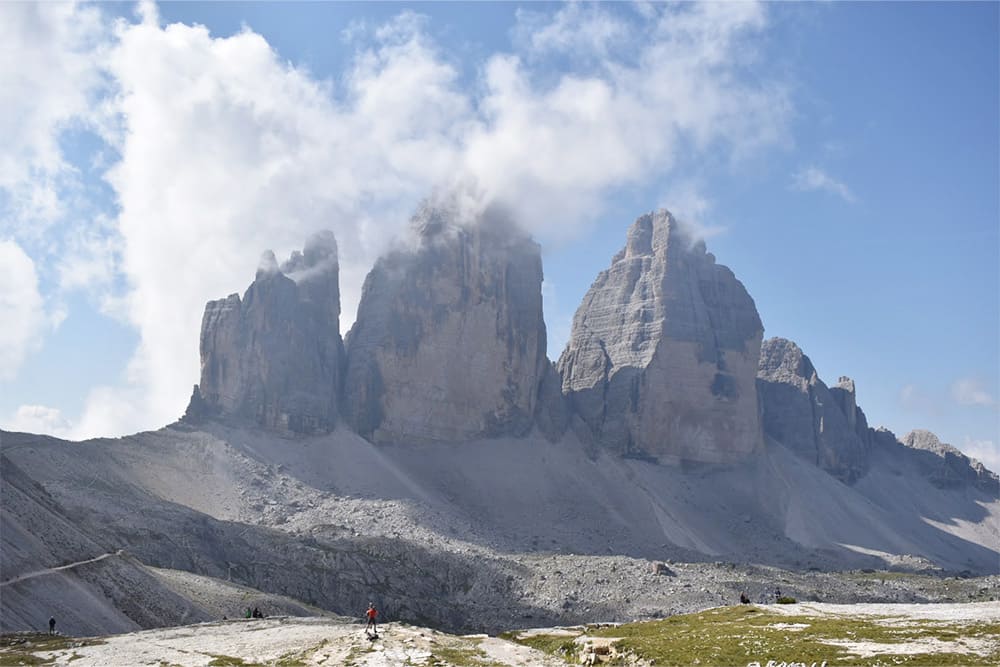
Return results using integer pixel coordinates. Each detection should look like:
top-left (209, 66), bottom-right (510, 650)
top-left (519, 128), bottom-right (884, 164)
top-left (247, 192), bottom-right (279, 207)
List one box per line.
top-left (3, 424), bottom-right (996, 579)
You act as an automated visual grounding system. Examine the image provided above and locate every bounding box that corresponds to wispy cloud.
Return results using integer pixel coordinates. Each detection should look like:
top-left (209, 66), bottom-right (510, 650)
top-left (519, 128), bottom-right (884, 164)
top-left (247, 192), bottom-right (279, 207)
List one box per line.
top-left (960, 437), bottom-right (1000, 474)
top-left (898, 383), bottom-right (941, 415)
top-left (660, 181), bottom-right (727, 241)
top-left (951, 378), bottom-right (996, 407)
top-left (792, 166), bottom-right (856, 203)
top-left (514, 3), bottom-right (630, 58)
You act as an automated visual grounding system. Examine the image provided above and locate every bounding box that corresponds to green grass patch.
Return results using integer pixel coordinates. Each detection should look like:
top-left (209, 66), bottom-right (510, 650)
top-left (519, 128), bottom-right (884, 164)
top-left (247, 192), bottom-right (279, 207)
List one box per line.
top-left (0, 634), bottom-right (105, 667)
top-left (508, 634), bottom-right (579, 663)
top-left (511, 606), bottom-right (1000, 667)
top-left (206, 655), bottom-right (263, 667)
top-left (274, 637), bottom-right (328, 666)
top-left (428, 644), bottom-right (504, 666)
top-left (0, 654), bottom-right (52, 666)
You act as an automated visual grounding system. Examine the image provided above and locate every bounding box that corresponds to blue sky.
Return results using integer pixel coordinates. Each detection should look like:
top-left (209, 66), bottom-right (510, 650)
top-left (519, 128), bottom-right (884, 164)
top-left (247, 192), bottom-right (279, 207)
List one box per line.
top-left (0, 1), bottom-right (996, 469)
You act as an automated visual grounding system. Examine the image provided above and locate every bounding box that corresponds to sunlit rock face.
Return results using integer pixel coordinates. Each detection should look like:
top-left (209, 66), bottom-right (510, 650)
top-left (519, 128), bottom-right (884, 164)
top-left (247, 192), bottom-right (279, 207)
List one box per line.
top-left (343, 202), bottom-right (548, 443)
top-left (756, 337), bottom-right (870, 483)
top-left (187, 231), bottom-right (344, 434)
top-left (557, 210), bottom-right (764, 464)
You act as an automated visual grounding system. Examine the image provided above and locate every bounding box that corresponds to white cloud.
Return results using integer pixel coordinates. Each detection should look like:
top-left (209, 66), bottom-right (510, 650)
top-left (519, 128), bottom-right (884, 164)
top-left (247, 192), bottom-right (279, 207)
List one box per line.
top-left (64, 5), bottom-right (477, 437)
top-left (7, 1), bottom-right (791, 438)
top-left (951, 378), bottom-right (996, 407)
top-left (514, 3), bottom-right (630, 58)
top-left (792, 166), bottom-right (856, 203)
top-left (898, 383), bottom-right (940, 415)
top-left (0, 240), bottom-right (53, 380)
top-left (1, 404), bottom-right (72, 437)
top-left (56, 215), bottom-right (121, 294)
top-left (0, 1), bottom-right (106, 233)
top-left (465, 1), bottom-right (786, 237)
top-left (659, 181), bottom-right (727, 241)
top-left (960, 438), bottom-right (1000, 474)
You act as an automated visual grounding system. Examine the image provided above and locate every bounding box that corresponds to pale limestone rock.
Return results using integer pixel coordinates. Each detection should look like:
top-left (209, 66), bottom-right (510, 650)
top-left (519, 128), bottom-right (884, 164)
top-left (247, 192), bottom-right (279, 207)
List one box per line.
top-left (187, 232), bottom-right (343, 433)
top-left (757, 338), bottom-right (869, 483)
top-left (557, 210), bottom-right (763, 463)
top-left (343, 203), bottom-right (548, 443)
top-left (830, 376), bottom-right (873, 449)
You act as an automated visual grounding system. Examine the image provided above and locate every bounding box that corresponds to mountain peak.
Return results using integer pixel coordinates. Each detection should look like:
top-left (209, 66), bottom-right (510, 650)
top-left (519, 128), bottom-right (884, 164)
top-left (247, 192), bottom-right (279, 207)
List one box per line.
top-left (187, 232), bottom-right (344, 434)
top-left (558, 211), bottom-right (763, 463)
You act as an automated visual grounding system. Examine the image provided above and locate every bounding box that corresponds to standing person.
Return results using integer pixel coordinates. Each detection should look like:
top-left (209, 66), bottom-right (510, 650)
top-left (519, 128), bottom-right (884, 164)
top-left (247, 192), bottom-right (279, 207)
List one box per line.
top-left (365, 602), bottom-right (378, 635)
top-left (48, 617), bottom-right (56, 635)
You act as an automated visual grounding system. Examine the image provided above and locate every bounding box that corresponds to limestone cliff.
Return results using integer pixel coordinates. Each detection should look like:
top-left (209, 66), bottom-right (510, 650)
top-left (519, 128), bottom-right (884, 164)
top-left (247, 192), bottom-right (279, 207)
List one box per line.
top-left (756, 337), bottom-right (870, 483)
top-left (342, 203), bottom-right (548, 443)
top-left (557, 210), bottom-right (764, 463)
top-left (186, 231), bottom-right (343, 433)
top-left (898, 429), bottom-right (998, 493)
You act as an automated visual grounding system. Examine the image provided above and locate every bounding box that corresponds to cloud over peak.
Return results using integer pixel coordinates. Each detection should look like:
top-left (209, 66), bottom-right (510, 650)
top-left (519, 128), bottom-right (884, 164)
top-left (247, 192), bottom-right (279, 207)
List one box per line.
top-left (1, 1), bottom-right (790, 439)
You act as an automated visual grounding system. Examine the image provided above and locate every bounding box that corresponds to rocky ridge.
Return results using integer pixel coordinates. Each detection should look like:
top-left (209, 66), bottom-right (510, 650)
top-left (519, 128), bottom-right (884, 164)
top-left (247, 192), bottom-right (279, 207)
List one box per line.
top-left (898, 429), bottom-right (998, 493)
top-left (3, 201), bottom-right (999, 643)
top-left (756, 337), bottom-right (872, 483)
top-left (183, 204), bottom-right (995, 495)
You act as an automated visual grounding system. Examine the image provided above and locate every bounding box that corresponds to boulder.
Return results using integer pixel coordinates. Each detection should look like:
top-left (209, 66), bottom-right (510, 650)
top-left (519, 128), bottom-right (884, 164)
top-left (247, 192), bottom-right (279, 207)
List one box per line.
top-left (557, 210), bottom-right (763, 463)
top-left (343, 201), bottom-right (548, 443)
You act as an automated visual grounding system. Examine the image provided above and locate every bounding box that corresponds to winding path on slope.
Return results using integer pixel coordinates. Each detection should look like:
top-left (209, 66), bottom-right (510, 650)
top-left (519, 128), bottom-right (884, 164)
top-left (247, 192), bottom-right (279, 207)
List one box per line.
top-left (0, 550), bottom-right (124, 587)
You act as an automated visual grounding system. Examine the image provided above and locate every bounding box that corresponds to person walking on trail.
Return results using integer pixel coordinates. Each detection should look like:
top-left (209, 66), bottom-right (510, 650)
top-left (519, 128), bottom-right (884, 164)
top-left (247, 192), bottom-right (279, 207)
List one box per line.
top-left (365, 602), bottom-right (378, 634)
top-left (48, 617), bottom-right (56, 635)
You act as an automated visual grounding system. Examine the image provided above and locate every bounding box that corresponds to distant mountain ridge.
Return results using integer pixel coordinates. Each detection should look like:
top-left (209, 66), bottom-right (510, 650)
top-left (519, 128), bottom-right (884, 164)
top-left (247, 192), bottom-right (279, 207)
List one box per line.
top-left (185, 202), bottom-right (996, 493)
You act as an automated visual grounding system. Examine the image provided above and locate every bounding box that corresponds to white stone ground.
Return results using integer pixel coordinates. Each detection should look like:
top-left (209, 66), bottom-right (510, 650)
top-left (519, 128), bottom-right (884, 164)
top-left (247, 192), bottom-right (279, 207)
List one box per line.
top-left (768, 601), bottom-right (1000, 659)
top-left (8, 602), bottom-right (1000, 666)
top-left (768, 600), bottom-right (1000, 623)
top-left (23, 617), bottom-right (566, 666)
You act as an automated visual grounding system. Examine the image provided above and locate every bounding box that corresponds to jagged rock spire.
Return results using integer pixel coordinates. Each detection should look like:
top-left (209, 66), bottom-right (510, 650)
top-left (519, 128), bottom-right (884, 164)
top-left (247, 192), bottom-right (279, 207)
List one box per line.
top-left (186, 231), bottom-right (344, 434)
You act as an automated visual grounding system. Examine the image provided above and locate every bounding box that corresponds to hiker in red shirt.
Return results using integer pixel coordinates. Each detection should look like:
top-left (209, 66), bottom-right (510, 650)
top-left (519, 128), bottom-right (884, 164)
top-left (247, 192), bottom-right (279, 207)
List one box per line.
top-left (365, 602), bottom-right (378, 634)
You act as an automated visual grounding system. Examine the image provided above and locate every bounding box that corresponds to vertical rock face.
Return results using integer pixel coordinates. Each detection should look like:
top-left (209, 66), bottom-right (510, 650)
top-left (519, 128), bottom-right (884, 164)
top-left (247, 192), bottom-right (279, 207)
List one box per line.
top-left (830, 376), bottom-right (873, 449)
top-left (188, 231), bottom-right (343, 434)
top-left (343, 203), bottom-right (548, 443)
top-left (756, 338), bottom-right (870, 483)
top-left (557, 210), bottom-right (763, 463)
